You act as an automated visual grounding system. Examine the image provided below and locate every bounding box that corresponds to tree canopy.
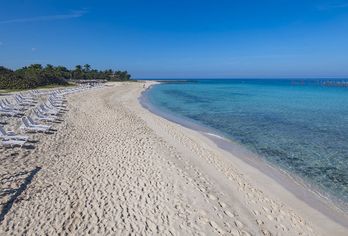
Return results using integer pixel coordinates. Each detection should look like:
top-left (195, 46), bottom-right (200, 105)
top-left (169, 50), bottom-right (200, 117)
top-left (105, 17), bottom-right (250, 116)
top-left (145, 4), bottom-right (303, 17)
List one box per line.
top-left (0, 64), bottom-right (132, 89)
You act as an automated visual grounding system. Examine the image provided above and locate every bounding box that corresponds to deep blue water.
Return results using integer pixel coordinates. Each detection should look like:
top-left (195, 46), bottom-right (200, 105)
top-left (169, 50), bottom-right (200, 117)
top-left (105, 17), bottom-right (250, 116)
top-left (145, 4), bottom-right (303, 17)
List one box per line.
top-left (145, 79), bottom-right (348, 208)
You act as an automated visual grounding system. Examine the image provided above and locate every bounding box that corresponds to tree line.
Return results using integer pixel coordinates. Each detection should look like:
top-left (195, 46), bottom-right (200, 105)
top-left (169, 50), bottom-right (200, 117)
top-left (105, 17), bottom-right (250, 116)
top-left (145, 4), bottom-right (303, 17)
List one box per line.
top-left (0, 64), bottom-right (132, 90)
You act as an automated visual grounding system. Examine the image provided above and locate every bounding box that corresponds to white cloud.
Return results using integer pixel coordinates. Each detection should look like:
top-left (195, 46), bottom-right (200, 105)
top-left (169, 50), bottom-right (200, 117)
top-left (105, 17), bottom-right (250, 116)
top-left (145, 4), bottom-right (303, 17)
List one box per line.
top-left (0, 10), bottom-right (87, 24)
top-left (31, 47), bottom-right (37, 52)
top-left (0, 41), bottom-right (3, 46)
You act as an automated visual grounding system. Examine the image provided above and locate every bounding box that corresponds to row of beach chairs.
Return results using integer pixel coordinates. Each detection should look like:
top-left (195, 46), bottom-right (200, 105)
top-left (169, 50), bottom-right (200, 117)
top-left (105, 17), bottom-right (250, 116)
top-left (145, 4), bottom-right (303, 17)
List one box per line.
top-left (0, 84), bottom-right (103, 148)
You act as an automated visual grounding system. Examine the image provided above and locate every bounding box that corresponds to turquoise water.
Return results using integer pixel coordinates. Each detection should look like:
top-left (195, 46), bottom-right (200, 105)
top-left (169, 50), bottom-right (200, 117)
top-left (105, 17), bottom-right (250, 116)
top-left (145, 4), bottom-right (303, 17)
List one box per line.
top-left (145, 79), bottom-right (348, 209)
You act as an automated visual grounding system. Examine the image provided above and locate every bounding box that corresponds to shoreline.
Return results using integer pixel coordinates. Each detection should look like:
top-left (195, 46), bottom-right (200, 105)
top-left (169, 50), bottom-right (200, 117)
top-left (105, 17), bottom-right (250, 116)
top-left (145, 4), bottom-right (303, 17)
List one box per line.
top-left (1, 81), bottom-right (347, 235)
top-left (139, 81), bottom-right (348, 230)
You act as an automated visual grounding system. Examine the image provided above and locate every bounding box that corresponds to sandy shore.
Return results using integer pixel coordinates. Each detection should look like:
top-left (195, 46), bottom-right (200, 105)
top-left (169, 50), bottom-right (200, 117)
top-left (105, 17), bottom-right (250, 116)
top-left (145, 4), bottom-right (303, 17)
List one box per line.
top-left (0, 81), bottom-right (347, 235)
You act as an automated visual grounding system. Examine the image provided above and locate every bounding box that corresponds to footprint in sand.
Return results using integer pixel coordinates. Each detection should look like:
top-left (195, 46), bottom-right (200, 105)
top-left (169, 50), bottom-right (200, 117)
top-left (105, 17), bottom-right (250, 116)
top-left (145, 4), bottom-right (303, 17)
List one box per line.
top-left (209, 221), bottom-right (223, 234)
top-left (234, 220), bottom-right (244, 229)
top-left (207, 194), bottom-right (217, 201)
top-left (224, 210), bottom-right (234, 218)
top-left (218, 201), bottom-right (226, 208)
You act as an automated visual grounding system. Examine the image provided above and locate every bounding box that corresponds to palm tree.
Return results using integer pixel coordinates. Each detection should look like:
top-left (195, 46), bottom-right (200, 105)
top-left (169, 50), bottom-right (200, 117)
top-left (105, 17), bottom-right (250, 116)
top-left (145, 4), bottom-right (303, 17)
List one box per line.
top-left (83, 64), bottom-right (91, 72)
top-left (73, 65), bottom-right (83, 80)
top-left (55, 66), bottom-right (70, 79)
top-left (44, 64), bottom-right (55, 79)
top-left (75, 65), bottom-right (82, 71)
top-left (29, 64), bottom-right (43, 70)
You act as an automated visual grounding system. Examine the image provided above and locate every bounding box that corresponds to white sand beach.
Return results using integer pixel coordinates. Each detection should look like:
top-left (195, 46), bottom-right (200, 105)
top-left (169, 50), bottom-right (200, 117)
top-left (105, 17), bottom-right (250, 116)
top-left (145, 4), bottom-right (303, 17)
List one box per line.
top-left (0, 81), bottom-right (347, 235)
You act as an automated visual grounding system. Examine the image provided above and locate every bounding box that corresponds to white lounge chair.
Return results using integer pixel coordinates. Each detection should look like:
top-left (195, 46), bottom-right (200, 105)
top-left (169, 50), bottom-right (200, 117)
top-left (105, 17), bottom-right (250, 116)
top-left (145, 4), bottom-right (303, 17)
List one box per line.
top-left (2, 139), bottom-right (26, 148)
top-left (1, 100), bottom-right (23, 112)
top-left (47, 99), bottom-right (65, 108)
top-left (20, 117), bottom-right (50, 133)
top-left (33, 109), bottom-right (56, 122)
top-left (26, 116), bottom-right (51, 129)
top-left (36, 107), bottom-right (58, 118)
top-left (18, 93), bottom-right (36, 102)
top-left (15, 96), bottom-right (32, 106)
top-left (39, 104), bottom-right (60, 116)
top-left (0, 125), bottom-right (29, 141)
top-left (44, 102), bottom-right (61, 111)
top-left (0, 109), bottom-right (17, 117)
top-left (0, 102), bottom-right (24, 115)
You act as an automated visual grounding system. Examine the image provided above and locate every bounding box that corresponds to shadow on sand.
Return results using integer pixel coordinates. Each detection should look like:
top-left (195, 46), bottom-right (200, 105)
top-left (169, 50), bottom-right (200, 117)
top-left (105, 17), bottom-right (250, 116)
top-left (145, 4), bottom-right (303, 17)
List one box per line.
top-left (0, 166), bottom-right (41, 223)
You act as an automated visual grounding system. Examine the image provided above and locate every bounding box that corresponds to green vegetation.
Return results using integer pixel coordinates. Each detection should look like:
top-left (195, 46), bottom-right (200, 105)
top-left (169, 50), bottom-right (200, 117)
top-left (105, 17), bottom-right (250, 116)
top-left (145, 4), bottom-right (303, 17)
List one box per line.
top-left (0, 64), bottom-right (132, 90)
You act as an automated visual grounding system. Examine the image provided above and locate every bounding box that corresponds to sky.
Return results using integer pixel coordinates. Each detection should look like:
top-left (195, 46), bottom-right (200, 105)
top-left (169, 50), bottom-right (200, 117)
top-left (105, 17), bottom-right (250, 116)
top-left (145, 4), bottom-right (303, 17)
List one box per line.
top-left (0, 0), bottom-right (348, 79)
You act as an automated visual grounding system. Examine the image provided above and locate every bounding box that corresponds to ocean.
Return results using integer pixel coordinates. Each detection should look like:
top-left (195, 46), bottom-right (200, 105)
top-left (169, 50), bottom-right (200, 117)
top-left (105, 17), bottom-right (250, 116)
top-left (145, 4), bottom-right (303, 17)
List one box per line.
top-left (144, 79), bottom-right (348, 211)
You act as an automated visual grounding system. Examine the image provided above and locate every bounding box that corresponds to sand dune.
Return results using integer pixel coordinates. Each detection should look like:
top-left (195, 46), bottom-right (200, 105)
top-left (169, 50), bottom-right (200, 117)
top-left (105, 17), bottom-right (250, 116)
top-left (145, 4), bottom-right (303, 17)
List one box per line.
top-left (0, 82), bottom-right (346, 235)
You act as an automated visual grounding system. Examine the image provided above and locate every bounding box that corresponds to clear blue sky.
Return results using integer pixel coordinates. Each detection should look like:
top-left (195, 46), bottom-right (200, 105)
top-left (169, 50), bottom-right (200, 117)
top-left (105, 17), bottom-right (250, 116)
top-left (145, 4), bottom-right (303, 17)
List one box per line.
top-left (1, 0), bottom-right (348, 78)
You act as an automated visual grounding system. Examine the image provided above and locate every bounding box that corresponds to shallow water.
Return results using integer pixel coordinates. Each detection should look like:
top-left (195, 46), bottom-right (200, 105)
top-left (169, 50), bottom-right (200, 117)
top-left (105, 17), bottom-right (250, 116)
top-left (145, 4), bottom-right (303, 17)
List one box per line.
top-left (145, 79), bottom-right (348, 210)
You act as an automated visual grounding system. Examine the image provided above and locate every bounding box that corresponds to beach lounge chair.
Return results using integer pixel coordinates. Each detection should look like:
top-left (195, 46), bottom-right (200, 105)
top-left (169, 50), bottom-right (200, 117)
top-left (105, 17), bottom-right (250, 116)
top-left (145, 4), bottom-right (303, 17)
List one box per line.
top-left (30, 90), bottom-right (41, 96)
top-left (20, 117), bottom-right (50, 133)
top-left (3, 99), bottom-right (25, 111)
top-left (0, 109), bottom-right (17, 117)
top-left (49, 95), bottom-right (65, 102)
top-left (36, 107), bottom-right (58, 118)
top-left (0, 102), bottom-right (25, 116)
top-left (26, 116), bottom-right (51, 129)
top-left (33, 109), bottom-right (57, 122)
top-left (47, 98), bottom-right (65, 108)
top-left (15, 96), bottom-right (32, 106)
top-left (39, 104), bottom-right (60, 116)
top-left (1, 100), bottom-right (21, 111)
top-left (18, 93), bottom-right (37, 102)
top-left (44, 101), bottom-right (61, 109)
top-left (44, 103), bottom-right (63, 113)
top-left (1, 139), bottom-right (26, 148)
top-left (37, 106), bottom-right (52, 116)
top-left (3, 98), bottom-right (11, 106)
top-left (0, 125), bottom-right (29, 141)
